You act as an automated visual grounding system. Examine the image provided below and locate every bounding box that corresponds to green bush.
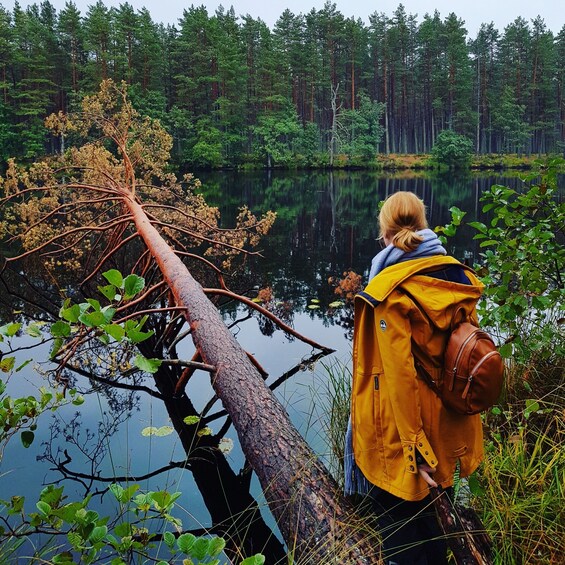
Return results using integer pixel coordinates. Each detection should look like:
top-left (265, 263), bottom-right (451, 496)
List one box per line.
top-left (431, 130), bottom-right (473, 169)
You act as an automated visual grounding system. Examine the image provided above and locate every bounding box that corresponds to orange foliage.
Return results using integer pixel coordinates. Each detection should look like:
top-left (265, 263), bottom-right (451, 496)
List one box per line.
top-left (328, 270), bottom-right (363, 303)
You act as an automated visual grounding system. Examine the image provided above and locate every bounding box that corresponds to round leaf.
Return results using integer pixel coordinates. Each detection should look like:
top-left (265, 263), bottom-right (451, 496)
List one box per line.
top-left (208, 536), bottom-right (226, 557)
top-left (134, 355), bottom-right (162, 374)
top-left (36, 500), bottom-right (51, 516)
top-left (177, 532), bottom-right (196, 554)
top-left (51, 321), bottom-right (71, 338)
top-left (102, 269), bottom-right (124, 288)
top-left (21, 430), bottom-right (35, 448)
top-left (123, 274), bottom-right (145, 299)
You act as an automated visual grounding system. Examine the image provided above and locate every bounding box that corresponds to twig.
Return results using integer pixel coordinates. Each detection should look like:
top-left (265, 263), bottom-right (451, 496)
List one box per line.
top-left (203, 287), bottom-right (335, 353)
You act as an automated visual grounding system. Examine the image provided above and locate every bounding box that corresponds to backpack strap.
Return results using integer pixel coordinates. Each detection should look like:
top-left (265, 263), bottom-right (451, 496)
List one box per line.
top-left (414, 359), bottom-right (442, 397)
top-left (451, 305), bottom-right (468, 331)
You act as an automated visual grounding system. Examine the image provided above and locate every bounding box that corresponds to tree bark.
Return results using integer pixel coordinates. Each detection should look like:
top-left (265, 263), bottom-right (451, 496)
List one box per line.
top-left (123, 193), bottom-right (378, 563)
top-left (430, 486), bottom-right (493, 565)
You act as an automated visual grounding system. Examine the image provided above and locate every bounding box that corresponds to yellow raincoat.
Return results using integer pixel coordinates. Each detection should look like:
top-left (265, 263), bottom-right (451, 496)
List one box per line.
top-left (351, 255), bottom-right (485, 501)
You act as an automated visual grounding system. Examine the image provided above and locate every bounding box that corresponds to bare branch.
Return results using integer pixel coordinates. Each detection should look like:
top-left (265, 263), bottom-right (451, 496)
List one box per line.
top-left (203, 288), bottom-right (334, 353)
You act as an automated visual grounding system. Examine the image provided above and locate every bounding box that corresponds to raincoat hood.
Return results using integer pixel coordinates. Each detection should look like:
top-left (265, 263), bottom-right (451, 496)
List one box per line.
top-left (359, 255), bottom-right (484, 332)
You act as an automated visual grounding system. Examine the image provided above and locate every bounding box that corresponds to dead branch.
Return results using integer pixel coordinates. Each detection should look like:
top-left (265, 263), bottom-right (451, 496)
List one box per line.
top-left (203, 287), bottom-right (334, 353)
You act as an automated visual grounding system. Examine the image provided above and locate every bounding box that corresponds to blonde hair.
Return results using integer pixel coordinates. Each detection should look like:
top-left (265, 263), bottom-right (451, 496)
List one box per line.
top-left (379, 191), bottom-right (428, 252)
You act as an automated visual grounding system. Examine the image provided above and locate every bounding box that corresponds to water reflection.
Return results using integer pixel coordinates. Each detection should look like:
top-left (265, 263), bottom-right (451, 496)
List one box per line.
top-left (197, 170), bottom-right (528, 307)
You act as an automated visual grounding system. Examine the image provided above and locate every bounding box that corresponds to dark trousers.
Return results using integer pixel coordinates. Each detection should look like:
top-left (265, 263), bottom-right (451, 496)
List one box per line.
top-left (369, 487), bottom-right (449, 565)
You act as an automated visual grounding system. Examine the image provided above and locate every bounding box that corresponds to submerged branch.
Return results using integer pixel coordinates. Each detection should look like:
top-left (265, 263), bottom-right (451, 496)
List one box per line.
top-left (53, 448), bottom-right (191, 483)
top-left (66, 363), bottom-right (166, 400)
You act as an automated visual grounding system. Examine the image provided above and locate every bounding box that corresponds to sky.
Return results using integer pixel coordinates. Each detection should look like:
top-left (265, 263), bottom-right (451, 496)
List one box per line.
top-left (3, 0), bottom-right (564, 37)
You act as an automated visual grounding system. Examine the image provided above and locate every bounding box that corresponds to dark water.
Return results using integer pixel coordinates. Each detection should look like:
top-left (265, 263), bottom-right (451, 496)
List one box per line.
top-left (0, 170), bottom-right (533, 557)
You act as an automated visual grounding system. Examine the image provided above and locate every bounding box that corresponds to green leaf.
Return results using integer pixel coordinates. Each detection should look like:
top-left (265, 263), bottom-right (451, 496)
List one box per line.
top-left (191, 537), bottom-right (210, 560)
top-left (154, 426), bottom-right (174, 437)
top-left (0, 357), bottom-right (15, 372)
top-left (126, 328), bottom-right (154, 344)
top-left (60, 304), bottom-right (81, 323)
top-left (101, 307), bottom-right (116, 323)
top-left (21, 431), bottom-right (35, 448)
top-left (468, 472), bottom-right (485, 497)
top-left (25, 323), bottom-right (43, 338)
top-left (88, 525), bottom-right (108, 544)
top-left (39, 485), bottom-right (64, 507)
top-left (51, 321), bottom-right (71, 338)
top-left (109, 484), bottom-right (124, 501)
top-left (328, 300), bottom-right (344, 308)
top-left (163, 531), bottom-right (176, 549)
top-left (36, 500), bottom-right (51, 516)
top-left (524, 399), bottom-right (540, 413)
top-left (103, 324), bottom-right (125, 342)
top-left (183, 415), bottom-right (200, 425)
top-left (114, 522), bottom-right (132, 538)
top-left (134, 355), bottom-right (162, 374)
top-left (52, 551), bottom-right (74, 564)
top-left (86, 298), bottom-right (102, 311)
top-left (141, 425), bottom-right (173, 437)
top-left (307, 304), bottom-right (320, 309)
top-left (79, 311), bottom-right (107, 328)
top-left (67, 531), bottom-right (83, 549)
top-left (50, 338), bottom-right (64, 359)
top-left (15, 359), bottom-right (33, 372)
top-left (197, 427), bottom-right (212, 437)
top-left (123, 274), bottom-right (145, 300)
top-left (71, 395), bottom-right (85, 406)
top-left (177, 532), bottom-right (196, 554)
top-left (98, 284), bottom-right (118, 302)
top-left (98, 333), bottom-right (110, 345)
top-left (241, 555), bottom-right (266, 565)
top-left (103, 269), bottom-right (124, 288)
top-left (122, 484), bottom-right (140, 502)
top-left (208, 536), bottom-right (226, 557)
top-left (498, 343), bottom-right (513, 358)
top-left (0, 323), bottom-right (21, 337)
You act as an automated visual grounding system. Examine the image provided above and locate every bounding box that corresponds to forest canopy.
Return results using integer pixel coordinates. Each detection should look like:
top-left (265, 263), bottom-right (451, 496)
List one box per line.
top-left (0, 1), bottom-right (564, 167)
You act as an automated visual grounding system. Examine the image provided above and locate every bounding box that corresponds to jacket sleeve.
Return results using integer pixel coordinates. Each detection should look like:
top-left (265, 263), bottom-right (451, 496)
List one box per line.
top-left (377, 292), bottom-right (439, 474)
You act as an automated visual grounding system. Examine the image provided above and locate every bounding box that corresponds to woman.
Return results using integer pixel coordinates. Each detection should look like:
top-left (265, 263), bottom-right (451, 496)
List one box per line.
top-left (345, 191), bottom-right (484, 564)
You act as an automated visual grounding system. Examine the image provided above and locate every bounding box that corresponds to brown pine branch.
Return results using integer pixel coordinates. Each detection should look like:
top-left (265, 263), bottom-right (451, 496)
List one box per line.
top-left (149, 219), bottom-right (263, 257)
top-left (203, 287), bottom-right (334, 353)
top-left (142, 202), bottom-right (273, 234)
top-left (4, 196), bottom-right (120, 243)
top-left (5, 217), bottom-right (132, 264)
top-left (43, 216), bottom-right (131, 258)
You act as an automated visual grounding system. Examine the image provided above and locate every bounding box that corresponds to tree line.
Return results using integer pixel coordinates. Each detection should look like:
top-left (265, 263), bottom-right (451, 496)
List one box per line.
top-left (0, 1), bottom-right (564, 168)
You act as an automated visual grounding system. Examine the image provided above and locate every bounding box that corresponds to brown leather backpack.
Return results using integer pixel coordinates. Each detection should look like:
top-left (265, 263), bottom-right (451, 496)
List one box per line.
top-left (417, 307), bottom-right (505, 415)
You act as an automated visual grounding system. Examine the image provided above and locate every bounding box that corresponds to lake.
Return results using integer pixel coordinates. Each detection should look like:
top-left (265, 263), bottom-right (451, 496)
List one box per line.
top-left (0, 169), bottom-right (534, 560)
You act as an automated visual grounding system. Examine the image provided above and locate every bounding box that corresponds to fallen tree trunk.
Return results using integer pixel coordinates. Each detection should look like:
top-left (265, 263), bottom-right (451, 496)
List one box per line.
top-left (124, 193), bottom-right (378, 562)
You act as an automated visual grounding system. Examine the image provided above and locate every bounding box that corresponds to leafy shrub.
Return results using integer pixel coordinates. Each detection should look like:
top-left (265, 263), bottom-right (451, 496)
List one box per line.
top-left (431, 130), bottom-right (473, 169)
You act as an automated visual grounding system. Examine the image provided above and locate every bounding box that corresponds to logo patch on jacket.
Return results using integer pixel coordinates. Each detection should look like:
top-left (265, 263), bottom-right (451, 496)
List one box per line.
top-left (379, 319), bottom-right (387, 331)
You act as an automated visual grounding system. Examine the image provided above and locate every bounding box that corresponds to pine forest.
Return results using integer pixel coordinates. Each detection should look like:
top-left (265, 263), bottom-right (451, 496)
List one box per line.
top-left (1, 1), bottom-right (565, 168)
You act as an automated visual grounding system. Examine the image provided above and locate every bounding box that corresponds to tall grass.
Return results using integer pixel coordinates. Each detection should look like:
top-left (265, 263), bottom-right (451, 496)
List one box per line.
top-left (475, 413), bottom-right (565, 564)
top-left (314, 359), bottom-right (352, 485)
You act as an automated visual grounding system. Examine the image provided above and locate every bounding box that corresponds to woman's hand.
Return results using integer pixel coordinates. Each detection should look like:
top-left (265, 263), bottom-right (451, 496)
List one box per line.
top-left (418, 463), bottom-right (438, 488)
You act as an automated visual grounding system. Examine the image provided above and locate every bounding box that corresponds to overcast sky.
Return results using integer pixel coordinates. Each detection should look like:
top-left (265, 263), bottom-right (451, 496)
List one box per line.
top-left (3, 0), bottom-right (564, 37)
